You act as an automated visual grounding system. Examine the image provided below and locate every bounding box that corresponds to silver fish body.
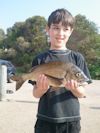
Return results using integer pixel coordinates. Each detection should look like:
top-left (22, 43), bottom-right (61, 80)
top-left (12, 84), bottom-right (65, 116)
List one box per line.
top-left (10, 61), bottom-right (89, 90)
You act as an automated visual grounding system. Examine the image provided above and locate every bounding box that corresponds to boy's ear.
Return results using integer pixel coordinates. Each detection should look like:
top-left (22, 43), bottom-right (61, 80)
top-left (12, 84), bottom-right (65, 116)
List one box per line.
top-left (46, 25), bottom-right (49, 32)
top-left (71, 28), bottom-right (74, 34)
top-left (46, 25), bottom-right (50, 36)
top-left (69, 28), bottom-right (74, 37)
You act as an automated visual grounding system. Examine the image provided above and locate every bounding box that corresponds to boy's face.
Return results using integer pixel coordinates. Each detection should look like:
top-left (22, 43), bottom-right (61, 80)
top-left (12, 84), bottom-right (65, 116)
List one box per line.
top-left (47, 22), bottom-right (73, 50)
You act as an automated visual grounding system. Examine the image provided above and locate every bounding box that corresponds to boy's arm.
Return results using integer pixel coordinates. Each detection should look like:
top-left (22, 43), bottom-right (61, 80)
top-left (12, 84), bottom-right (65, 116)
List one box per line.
top-left (65, 80), bottom-right (87, 98)
top-left (33, 74), bottom-right (49, 98)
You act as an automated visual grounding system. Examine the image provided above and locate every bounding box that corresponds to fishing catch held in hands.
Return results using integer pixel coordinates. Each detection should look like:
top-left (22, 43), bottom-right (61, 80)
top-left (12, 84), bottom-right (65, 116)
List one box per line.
top-left (10, 61), bottom-right (89, 90)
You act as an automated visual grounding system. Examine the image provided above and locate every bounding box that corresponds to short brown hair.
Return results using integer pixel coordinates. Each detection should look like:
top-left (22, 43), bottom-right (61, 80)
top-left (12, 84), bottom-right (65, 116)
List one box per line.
top-left (48, 8), bottom-right (74, 29)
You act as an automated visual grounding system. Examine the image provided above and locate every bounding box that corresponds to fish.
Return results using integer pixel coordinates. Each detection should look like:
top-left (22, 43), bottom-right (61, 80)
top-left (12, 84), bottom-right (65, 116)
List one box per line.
top-left (10, 61), bottom-right (89, 90)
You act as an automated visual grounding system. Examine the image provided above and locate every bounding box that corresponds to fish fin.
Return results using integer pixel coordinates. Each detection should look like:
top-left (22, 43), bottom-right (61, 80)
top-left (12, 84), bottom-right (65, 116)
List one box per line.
top-left (50, 86), bottom-right (61, 90)
top-left (29, 65), bottom-right (38, 72)
top-left (44, 74), bottom-right (64, 86)
top-left (10, 75), bottom-right (21, 81)
top-left (45, 74), bottom-right (64, 80)
top-left (16, 80), bottom-right (24, 90)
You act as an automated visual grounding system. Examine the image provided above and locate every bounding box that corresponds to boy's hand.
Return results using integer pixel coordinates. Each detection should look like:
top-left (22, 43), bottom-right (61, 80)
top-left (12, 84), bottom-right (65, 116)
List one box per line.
top-left (65, 80), bottom-right (79, 91)
top-left (65, 80), bottom-right (86, 98)
top-left (36, 74), bottom-right (49, 93)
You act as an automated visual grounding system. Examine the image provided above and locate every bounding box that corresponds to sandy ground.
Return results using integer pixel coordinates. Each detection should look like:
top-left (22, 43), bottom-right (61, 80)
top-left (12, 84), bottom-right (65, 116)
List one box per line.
top-left (0, 80), bottom-right (100, 133)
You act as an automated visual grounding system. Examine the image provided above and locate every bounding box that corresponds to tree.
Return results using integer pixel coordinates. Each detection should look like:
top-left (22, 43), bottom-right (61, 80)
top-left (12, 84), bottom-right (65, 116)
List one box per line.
top-left (67, 14), bottom-right (100, 79)
top-left (1, 14), bottom-right (99, 78)
top-left (2, 16), bottom-right (48, 69)
top-left (0, 28), bottom-right (5, 40)
top-left (68, 14), bottom-right (99, 61)
top-left (0, 28), bottom-right (5, 48)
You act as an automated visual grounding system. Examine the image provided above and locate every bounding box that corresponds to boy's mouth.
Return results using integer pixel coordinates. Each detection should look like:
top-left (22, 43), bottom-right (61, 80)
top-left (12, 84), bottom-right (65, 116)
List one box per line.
top-left (56, 37), bottom-right (64, 41)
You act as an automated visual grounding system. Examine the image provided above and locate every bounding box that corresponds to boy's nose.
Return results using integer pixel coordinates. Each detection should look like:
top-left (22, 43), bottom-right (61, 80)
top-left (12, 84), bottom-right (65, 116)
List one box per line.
top-left (58, 29), bottom-right (64, 35)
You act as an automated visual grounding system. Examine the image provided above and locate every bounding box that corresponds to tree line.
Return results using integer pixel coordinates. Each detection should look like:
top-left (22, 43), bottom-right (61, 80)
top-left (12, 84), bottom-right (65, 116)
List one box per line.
top-left (0, 14), bottom-right (100, 79)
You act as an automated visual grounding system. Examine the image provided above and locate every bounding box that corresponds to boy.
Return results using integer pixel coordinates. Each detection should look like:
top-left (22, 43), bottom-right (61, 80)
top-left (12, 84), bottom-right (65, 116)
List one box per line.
top-left (32, 8), bottom-right (92, 133)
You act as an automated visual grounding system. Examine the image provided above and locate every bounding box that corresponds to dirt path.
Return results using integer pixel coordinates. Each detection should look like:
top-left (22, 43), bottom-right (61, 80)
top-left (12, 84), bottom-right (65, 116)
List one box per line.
top-left (0, 80), bottom-right (100, 133)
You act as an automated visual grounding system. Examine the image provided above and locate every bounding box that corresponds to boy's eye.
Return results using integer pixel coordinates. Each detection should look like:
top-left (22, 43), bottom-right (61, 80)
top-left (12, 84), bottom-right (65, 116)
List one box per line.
top-left (53, 26), bottom-right (59, 30)
top-left (65, 28), bottom-right (68, 30)
top-left (64, 28), bottom-right (69, 31)
top-left (51, 26), bottom-right (70, 31)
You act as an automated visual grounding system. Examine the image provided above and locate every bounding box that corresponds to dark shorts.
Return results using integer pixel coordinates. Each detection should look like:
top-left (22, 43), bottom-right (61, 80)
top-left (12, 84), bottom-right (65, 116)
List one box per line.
top-left (34, 119), bottom-right (81, 133)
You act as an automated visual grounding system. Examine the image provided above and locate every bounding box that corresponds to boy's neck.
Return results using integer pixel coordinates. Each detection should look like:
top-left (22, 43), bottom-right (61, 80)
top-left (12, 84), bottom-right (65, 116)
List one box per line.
top-left (50, 47), bottom-right (67, 51)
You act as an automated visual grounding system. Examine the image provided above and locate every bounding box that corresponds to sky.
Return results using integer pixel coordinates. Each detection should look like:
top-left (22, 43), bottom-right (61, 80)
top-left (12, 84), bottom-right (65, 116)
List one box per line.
top-left (0, 0), bottom-right (100, 33)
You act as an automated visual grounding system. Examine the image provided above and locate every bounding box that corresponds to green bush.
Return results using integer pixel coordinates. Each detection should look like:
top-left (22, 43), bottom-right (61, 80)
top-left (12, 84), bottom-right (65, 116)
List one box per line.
top-left (89, 64), bottom-right (100, 79)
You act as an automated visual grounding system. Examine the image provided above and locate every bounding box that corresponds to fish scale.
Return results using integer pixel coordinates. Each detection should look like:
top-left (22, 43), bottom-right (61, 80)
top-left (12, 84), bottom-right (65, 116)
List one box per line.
top-left (10, 61), bottom-right (89, 90)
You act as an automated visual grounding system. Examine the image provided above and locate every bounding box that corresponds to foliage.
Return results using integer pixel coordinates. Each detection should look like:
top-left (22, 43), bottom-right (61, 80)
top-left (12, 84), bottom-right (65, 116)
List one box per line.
top-left (88, 59), bottom-right (100, 79)
top-left (0, 14), bottom-right (100, 79)
top-left (67, 14), bottom-right (100, 79)
top-left (0, 29), bottom-right (5, 41)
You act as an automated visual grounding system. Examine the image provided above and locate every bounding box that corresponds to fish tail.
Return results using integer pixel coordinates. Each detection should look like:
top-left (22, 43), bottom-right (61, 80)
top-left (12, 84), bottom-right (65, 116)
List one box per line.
top-left (10, 75), bottom-right (21, 81)
top-left (16, 80), bottom-right (25, 90)
top-left (10, 75), bottom-right (24, 90)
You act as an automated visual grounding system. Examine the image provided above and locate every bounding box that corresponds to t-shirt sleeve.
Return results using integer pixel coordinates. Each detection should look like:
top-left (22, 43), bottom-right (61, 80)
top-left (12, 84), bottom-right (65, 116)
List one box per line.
top-left (32, 57), bottom-right (39, 67)
top-left (31, 52), bottom-right (46, 67)
top-left (76, 52), bottom-right (92, 84)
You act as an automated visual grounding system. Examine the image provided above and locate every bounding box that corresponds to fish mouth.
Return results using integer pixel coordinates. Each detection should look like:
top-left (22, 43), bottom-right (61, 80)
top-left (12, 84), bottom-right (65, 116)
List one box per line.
top-left (79, 76), bottom-right (90, 85)
top-left (78, 71), bottom-right (90, 84)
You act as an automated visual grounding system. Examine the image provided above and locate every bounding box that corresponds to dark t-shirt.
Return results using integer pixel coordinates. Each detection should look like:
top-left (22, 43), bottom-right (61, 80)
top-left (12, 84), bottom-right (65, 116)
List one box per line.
top-left (32, 49), bottom-right (92, 123)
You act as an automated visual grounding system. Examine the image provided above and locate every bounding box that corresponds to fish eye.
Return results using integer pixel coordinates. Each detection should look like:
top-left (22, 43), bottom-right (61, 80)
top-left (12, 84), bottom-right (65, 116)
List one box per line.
top-left (76, 72), bottom-right (81, 77)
